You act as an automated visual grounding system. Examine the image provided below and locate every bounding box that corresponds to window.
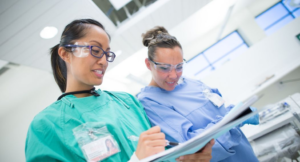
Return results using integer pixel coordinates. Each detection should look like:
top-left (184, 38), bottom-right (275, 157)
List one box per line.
top-left (184, 31), bottom-right (248, 79)
top-left (255, 1), bottom-right (300, 35)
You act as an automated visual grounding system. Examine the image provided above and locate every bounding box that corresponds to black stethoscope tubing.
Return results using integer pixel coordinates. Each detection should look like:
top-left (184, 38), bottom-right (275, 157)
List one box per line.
top-left (57, 87), bottom-right (100, 100)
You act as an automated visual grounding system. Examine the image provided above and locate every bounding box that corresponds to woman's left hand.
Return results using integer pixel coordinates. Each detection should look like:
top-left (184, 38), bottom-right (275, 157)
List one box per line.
top-left (176, 139), bottom-right (214, 162)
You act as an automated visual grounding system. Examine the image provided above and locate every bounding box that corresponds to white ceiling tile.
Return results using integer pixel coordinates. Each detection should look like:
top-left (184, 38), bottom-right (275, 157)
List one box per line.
top-left (111, 35), bottom-right (135, 54)
top-left (164, 0), bottom-right (182, 29)
top-left (0, 0), bottom-right (260, 75)
top-left (1, 0), bottom-right (115, 72)
top-left (181, 0), bottom-right (192, 19)
top-left (149, 10), bottom-right (164, 27)
top-left (0, 0), bottom-right (60, 46)
top-left (125, 26), bottom-right (144, 49)
top-left (191, 0), bottom-right (200, 12)
top-left (149, 7), bottom-right (168, 28)
top-left (119, 31), bottom-right (140, 51)
top-left (172, 0), bottom-right (183, 22)
top-left (0, 0), bottom-right (78, 60)
top-left (0, 0), bottom-right (40, 31)
top-left (0, 0), bottom-right (19, 14)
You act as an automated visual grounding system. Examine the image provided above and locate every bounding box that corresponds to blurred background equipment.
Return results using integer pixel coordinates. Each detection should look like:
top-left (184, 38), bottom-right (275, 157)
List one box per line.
top-left (242, 93), bottom-right (300, 162)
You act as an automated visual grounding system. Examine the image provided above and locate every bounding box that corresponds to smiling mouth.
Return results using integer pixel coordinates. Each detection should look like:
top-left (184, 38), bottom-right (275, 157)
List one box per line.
top-left (93, 69), bottom-right (105, 78)
top-left (166, 81), bottom-right (178, 86)
top-left (94, 70), bottom-right (103, 74)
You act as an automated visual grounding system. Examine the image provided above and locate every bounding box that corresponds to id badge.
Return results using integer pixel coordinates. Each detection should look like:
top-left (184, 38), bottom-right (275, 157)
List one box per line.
top-left (203, 89), bottom-right (225, 108)
top-left (73, 123), bottom-right (120, 162)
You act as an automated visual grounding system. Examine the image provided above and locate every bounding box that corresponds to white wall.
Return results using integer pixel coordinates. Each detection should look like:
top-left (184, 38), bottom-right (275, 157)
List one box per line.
top-left (0, 64), bottom-right (60, 162)
top-left (252, 66), bottom-right (300, 108)
top-left (201, 17), bottom-right (300, 106)
top-left (181, 0), bottom-right (280, 61)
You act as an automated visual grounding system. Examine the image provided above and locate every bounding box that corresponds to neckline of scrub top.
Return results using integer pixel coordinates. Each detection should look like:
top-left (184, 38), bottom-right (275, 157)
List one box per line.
top-left (64, 89), bottom-right (103, 99)
top-left (141, 77), bottom-right (186, 93)
top-left (60, 89), bottom-right (110, 110)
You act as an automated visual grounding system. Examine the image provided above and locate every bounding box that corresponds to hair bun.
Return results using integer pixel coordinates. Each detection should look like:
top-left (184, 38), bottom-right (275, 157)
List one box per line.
top-left (142, 26), bottom-right (169, 47)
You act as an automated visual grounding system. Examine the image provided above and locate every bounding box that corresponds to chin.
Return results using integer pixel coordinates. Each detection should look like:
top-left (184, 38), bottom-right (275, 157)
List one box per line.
top-left (93, 80), bottom-right (103, 86)
top-left (163, 86), bottom-right (175, 91)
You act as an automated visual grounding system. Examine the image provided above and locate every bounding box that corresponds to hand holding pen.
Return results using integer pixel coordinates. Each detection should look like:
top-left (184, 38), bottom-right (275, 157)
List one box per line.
top-left (135, 126), bottom-right (166, 160)
top-left (134, 126), bottom-right (213, 161)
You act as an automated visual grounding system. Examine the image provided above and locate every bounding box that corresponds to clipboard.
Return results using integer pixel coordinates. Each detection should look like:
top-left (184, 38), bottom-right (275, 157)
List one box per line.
top-left (140, 95), bottom-right (260, 162)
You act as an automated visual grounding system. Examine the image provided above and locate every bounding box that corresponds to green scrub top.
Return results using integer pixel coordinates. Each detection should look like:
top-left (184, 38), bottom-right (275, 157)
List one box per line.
top-left (25, 90), bottom-right (151, 162)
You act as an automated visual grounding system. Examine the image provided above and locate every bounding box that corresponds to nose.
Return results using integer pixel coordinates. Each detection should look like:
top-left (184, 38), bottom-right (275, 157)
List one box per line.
top-left (168, 68), bottom-right (178, 79)
top-left (96, 53), bottom-right (108, 65)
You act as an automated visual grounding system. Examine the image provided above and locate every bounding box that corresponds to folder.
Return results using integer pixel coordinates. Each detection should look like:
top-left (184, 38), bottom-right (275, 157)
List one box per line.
top-left (140, 95), bottom-right (260, 162)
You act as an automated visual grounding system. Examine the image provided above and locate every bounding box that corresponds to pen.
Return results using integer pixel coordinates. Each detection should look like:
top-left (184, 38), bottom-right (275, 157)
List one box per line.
top-left (127, 135), bottom-right (179, 146)
top-left (166, 140), bottom-right (179, 146)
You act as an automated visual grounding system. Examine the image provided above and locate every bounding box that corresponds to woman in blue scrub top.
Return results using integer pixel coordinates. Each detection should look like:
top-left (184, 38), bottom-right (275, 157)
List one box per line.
top-left (137, 26), bottom-right (259, 162)
top-left (25, 19), bottom-right (213, 162)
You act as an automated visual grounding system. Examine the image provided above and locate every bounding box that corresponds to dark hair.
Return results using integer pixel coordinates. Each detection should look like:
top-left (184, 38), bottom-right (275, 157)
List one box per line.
top-left (141, 26), bottom-right (182, 60)
top-left (50, 19), bottom-right (110, 92)
top-left (105, 138), bottom-right (115, 151)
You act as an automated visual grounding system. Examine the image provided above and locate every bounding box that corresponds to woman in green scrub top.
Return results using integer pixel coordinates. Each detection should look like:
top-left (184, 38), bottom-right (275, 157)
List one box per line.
top-left (25, 19), bottom-right (214, 162)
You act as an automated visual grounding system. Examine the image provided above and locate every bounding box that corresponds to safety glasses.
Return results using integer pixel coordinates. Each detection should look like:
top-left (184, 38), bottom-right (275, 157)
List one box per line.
top-left (149, 58), bottom-right (186, 73)
top-left (64, 44), bottom-right (116, 62)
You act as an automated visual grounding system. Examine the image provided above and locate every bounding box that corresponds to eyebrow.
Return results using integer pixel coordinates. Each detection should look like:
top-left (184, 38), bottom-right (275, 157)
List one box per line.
top-left (90, 40), bottom-right (110, 51)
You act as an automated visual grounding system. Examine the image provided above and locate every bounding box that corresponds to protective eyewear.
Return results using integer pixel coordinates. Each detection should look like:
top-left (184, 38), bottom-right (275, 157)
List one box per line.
top-left (149, 58), bottom-right (186, 73)
top-left (64, 44), bottom-right (116, 62)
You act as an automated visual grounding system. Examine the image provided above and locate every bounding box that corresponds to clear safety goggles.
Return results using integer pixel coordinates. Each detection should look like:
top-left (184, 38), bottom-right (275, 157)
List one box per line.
top-left (149, 58), bottom-right (186, 73)
top-left (64, 42), bottom-right (116, 62)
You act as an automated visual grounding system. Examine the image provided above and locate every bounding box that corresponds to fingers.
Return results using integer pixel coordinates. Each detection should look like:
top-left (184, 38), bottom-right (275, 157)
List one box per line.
top-left (147, 132), bottom-right (165, 140)
top-left (202, 139), bottom-right (215, 152)
top-left (143, 139), bottom-right (166, 147)
top-left (139, 131), bottom-right (165, 142)
top-left (135, 126), bottom-right (166, 159)
top-left (145, 145), bottom-right (165, 154)
top-left (176, 152), bottom-right (212, 162)
top-left (176, 139), bottom-right (214, 162)
top-left (144, 126), bottom-right (161, 135)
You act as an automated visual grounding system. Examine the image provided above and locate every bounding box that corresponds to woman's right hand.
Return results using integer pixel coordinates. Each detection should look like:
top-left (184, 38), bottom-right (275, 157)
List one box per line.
top-left (135, 126), bottom-right (166, 160)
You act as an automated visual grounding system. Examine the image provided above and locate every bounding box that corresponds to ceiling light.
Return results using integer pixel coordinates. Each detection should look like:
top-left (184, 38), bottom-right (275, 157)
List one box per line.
top-left (40, 26), bottom-right (58, 39)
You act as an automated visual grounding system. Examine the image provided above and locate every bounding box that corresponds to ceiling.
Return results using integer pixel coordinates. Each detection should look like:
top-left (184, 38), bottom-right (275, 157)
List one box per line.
top-left (0, 0), bottom-right (116, 72)
top-left (0, 0), bottom-right (281, 94)
top-left (93, 0), bottom-right (158, 26)
top-left (0, 0), bottom-right (213, 72)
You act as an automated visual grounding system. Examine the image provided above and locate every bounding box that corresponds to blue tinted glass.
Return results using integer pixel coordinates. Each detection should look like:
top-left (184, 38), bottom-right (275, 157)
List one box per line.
top-left (184, 54), bottom-right (209, 77)
top-left (204, 32), bottom-right (244, 63)
top-left (265, 15), bottom-right (294, 35)
top-left (256, 3), bottom-right (289, 30)
top-left (212, 44), bottom-right (248, 69)
top-left (283, 1), bottom-right (299, 12)
top-left (293, 9), bottom-right (300, 17)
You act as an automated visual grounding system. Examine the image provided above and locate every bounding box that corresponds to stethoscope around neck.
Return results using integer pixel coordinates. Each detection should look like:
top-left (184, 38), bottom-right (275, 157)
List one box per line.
top-left (57, 87), bottom-right (100, 100)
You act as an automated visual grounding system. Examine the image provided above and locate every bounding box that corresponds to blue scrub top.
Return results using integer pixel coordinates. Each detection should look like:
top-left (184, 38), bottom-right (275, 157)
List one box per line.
top-left (137, 78), bottom-right (258, 162)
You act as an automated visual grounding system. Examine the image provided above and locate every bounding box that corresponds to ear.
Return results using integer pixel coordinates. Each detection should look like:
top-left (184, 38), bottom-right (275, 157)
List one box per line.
top-left (145, 58), bottom-right (151, 70)
top-left (58, 47), bottom-right (71, 63)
